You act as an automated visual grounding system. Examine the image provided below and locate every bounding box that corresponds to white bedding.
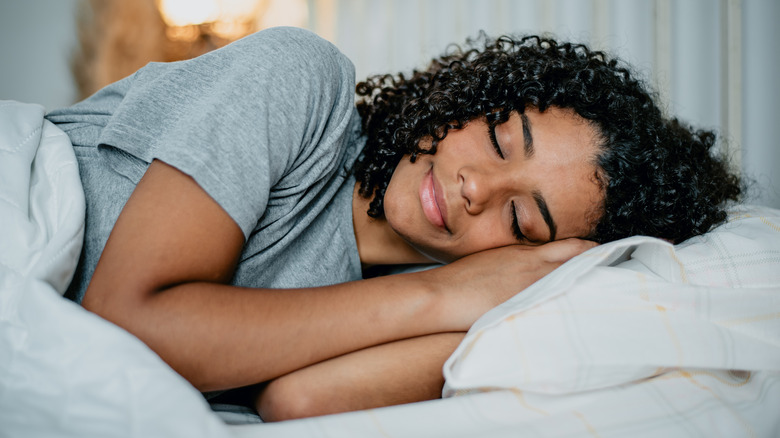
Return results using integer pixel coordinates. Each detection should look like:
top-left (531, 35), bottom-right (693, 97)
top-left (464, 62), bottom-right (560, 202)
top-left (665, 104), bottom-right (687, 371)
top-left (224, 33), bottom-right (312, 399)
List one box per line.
top-left (0, 101), bottom-right (232, 438)
top-left (1, 100), bottom-right (778, 437)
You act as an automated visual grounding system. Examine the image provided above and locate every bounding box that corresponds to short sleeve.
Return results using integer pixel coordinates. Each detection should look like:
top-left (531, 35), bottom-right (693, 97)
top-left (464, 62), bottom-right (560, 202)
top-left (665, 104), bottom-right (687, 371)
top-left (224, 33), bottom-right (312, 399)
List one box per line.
top-left (95, 27), bottom-right (358, 238)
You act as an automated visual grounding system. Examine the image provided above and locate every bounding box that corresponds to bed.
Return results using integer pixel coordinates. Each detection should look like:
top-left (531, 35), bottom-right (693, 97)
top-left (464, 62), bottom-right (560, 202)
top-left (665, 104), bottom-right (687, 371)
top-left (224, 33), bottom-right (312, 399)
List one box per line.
top-left (2, 100), bottom-right (779, 437)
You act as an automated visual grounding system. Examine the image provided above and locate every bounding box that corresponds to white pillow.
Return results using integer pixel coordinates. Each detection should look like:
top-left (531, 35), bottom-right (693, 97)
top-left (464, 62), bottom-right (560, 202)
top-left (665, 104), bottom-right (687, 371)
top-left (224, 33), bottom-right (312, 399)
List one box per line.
top-left (443, 205), bottom-right (780, 395)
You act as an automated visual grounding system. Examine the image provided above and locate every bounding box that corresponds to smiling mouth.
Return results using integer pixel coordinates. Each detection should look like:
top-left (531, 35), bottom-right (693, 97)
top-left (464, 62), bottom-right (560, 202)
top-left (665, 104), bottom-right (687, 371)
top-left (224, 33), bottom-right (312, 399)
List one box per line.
top-left (420, 168), bottom-right (449, 231)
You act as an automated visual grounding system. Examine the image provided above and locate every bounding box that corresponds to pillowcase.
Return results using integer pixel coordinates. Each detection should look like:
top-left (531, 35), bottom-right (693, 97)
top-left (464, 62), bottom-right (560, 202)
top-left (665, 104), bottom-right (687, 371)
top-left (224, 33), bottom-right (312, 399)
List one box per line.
top-left (443, 205), bottom-right (780, 395)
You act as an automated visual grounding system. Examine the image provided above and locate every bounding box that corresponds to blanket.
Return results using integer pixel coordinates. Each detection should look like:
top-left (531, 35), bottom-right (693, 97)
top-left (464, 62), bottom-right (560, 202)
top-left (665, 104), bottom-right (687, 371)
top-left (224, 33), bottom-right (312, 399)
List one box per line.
top-left (0, 101), bottom-right (233, 438)
top-left (1, 99), bottom-right (778, 437)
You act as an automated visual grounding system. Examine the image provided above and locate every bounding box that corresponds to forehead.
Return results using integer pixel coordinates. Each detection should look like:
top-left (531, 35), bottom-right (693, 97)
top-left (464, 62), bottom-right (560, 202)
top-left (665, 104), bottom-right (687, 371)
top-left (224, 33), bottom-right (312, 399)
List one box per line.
top-left (520, 107), bottom-right (605, 240)
top-left (523, 106), bottom-right (601, 156)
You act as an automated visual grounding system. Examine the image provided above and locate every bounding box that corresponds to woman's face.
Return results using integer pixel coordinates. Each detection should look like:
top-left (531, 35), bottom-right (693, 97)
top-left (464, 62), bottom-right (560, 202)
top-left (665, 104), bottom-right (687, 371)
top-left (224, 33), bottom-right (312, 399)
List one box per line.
top-left (383, 106), bottom-right (605, 263)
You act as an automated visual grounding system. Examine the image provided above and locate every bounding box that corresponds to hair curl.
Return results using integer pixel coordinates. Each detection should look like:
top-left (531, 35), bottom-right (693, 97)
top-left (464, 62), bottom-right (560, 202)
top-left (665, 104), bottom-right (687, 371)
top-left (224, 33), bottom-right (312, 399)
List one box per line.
top-left (354, 33), bottom-right (741, 244)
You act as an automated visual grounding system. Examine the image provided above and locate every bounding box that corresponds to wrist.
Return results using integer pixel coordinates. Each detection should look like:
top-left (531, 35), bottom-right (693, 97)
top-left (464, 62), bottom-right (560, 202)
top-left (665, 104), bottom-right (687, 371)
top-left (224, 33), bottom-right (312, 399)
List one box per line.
top-left (405, 266), bottom-right (473, 333)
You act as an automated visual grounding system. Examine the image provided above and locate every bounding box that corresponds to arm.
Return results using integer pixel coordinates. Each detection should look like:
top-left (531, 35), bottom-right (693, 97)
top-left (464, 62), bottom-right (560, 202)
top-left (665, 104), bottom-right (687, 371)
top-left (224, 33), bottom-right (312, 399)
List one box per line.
top-left (256, 332), bottom-right (466, 422)
top-left (84, 160), bottom-right (448, 391)
top-left (84, 160), bottom-right (594, 392)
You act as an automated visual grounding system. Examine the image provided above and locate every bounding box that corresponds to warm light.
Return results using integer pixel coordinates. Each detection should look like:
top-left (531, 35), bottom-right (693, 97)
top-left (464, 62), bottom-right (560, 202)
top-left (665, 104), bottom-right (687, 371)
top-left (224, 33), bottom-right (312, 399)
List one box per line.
top-left (157, 0), bottom-right (264, 26)
top-left (157, 0), bottom-right (220, 27)
top-left (258, 0), bottom-right (309, 30)
top-left (218, 0), bottom-right (263, 22)
top-left (157, 0), bottom-right (308, 43)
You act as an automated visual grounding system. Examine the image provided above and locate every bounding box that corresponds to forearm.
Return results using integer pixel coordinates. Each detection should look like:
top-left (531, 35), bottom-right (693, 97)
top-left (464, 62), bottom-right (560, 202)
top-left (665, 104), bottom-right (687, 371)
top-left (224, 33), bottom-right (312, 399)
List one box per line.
top-left (90, 270), bottom-right (456, 392)
top-left (256, 332), bottom-right (466, 422)
top-left (90, 238), bottom-right (589, 392)
top-left (84, 160), bottom-right (593, 393)
top-left (82, 160), bottom-right (462, 392)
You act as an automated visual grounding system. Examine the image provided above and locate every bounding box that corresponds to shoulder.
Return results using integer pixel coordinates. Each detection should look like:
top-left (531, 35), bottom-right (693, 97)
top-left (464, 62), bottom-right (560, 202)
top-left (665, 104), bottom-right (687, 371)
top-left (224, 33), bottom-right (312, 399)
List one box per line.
top-left (247, 26), bottom-right (336, 52)
top-left (223, 27), bottom-right (354, 78)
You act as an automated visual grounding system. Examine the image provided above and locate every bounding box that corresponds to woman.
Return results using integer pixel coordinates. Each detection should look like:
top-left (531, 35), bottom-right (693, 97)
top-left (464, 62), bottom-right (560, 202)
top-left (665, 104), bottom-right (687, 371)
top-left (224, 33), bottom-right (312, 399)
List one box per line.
top-left (46, 27), bottom-right (740, 421)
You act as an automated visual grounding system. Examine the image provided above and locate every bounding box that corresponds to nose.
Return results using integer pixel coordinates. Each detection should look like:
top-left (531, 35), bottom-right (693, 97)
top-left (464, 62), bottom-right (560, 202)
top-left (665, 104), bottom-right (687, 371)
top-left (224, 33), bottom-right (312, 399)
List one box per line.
top-left (460, 166), bottom-right (512, 215)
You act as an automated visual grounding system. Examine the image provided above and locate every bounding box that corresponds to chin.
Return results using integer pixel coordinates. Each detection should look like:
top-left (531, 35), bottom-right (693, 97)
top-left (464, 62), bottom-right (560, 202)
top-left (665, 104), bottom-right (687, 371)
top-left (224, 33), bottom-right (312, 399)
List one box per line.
top-left (388, 220), bottom-right (454, 265)
top-left (406, 239), bottom-right (460, 265)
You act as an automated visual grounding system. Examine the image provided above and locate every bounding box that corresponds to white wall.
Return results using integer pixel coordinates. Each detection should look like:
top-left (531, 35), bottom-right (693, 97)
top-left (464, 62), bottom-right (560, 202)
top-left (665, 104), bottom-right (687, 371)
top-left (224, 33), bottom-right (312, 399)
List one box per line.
top-left (742, 0), bottom-right (780, 208)
top-left (1, 0), bottom-right (777, 207)
top-left (0, 0), bottom-right (79, 111)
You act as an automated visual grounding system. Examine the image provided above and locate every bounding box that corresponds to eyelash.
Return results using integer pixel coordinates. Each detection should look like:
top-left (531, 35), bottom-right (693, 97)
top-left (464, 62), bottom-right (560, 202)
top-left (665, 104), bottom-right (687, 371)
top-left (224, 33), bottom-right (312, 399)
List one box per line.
top-left (510, 202), bottom-right (526, 241)
top-left (489, 125), bottom-right (525, 241)
top-left (488, 125), bottom-right (504, 159)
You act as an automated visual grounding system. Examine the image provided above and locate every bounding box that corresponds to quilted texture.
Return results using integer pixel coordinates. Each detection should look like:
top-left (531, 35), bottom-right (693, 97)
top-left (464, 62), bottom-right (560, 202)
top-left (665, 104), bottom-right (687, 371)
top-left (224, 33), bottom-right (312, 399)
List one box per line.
top-left (0, 101), bottom-right (84, 293)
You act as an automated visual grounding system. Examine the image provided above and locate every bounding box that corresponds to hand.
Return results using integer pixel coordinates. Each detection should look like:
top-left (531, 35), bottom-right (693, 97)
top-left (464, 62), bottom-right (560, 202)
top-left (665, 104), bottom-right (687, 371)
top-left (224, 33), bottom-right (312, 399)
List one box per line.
top-left (419, 239), bottom-right (598, 331)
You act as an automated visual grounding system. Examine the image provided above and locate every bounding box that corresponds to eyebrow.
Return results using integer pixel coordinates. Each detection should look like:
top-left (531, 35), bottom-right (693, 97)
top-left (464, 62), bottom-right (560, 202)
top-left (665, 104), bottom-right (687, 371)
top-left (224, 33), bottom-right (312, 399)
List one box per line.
top-left (520, 112), bottom-right (534, 158)
top-left (533, 191), bottom-right (557, 242)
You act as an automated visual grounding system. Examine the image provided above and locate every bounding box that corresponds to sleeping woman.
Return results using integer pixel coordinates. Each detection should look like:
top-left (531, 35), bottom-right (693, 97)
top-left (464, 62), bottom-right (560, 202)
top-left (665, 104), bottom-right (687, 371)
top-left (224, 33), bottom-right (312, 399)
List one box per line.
top-left (45, 26), bottom-right (741, 421)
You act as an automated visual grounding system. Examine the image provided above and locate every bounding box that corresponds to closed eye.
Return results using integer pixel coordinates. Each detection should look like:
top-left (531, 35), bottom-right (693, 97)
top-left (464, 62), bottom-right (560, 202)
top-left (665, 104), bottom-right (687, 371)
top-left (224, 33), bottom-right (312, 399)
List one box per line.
top-left (488, 125), bottom-right (504, 159)
top-left (510, 201), bottom-right (526, 241)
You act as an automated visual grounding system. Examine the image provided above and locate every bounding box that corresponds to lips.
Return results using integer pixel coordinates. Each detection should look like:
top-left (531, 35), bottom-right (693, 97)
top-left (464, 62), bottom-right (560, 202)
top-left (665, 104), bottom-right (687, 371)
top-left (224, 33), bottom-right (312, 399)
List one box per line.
top-left (420, 168), bottom-right (449, 231)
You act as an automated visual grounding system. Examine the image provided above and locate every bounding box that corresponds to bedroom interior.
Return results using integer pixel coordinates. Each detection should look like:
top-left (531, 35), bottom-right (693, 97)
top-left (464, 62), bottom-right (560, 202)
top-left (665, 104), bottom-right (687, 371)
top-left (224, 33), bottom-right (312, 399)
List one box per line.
top-left (0, 1), bottom-right (779, 437)
top-left (2, 0), bottom-right (778, 208)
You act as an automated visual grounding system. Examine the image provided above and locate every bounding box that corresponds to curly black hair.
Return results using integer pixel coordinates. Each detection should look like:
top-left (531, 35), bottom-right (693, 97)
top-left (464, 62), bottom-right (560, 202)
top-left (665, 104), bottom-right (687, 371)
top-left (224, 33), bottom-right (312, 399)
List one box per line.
top-left (353, 33), bottom-right (741, 244)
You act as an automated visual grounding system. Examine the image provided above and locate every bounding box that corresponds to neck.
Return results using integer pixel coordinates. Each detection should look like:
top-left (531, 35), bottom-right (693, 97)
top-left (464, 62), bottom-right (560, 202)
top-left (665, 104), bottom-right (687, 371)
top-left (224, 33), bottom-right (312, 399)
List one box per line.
top-left (352, 183), bottom-right (434, 268)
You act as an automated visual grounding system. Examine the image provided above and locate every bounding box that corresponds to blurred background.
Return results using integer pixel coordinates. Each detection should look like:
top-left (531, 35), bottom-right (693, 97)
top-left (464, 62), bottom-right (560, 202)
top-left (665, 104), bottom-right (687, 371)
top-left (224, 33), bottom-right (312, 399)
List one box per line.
top-left (0, 0), bottom-right (778, 208)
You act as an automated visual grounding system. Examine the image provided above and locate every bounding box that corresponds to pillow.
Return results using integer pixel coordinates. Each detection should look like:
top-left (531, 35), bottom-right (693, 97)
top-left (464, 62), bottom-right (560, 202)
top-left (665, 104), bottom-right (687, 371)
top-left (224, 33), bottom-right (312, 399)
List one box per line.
top-left (443, 205), bottom-right (780, 395)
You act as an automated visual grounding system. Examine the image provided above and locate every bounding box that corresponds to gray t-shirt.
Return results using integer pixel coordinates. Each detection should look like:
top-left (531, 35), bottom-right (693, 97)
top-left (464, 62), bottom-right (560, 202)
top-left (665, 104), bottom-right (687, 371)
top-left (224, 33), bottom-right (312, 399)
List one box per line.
top-left (47, 27), bottom-right (365, 302)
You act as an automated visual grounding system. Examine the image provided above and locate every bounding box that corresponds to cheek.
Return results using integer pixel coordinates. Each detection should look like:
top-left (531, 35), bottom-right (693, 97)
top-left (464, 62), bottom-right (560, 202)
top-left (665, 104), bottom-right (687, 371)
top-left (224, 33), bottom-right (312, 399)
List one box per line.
top-left (475, 221), bottom-right (514, 249)
top-left (382, 186), bottom-right (410, 231)
top-left (453, 216), bottom-right (517, 256)
top-left (382, 162), bottom-right (422, 235)
top-left (383, 164), bottom-right (409, 210)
